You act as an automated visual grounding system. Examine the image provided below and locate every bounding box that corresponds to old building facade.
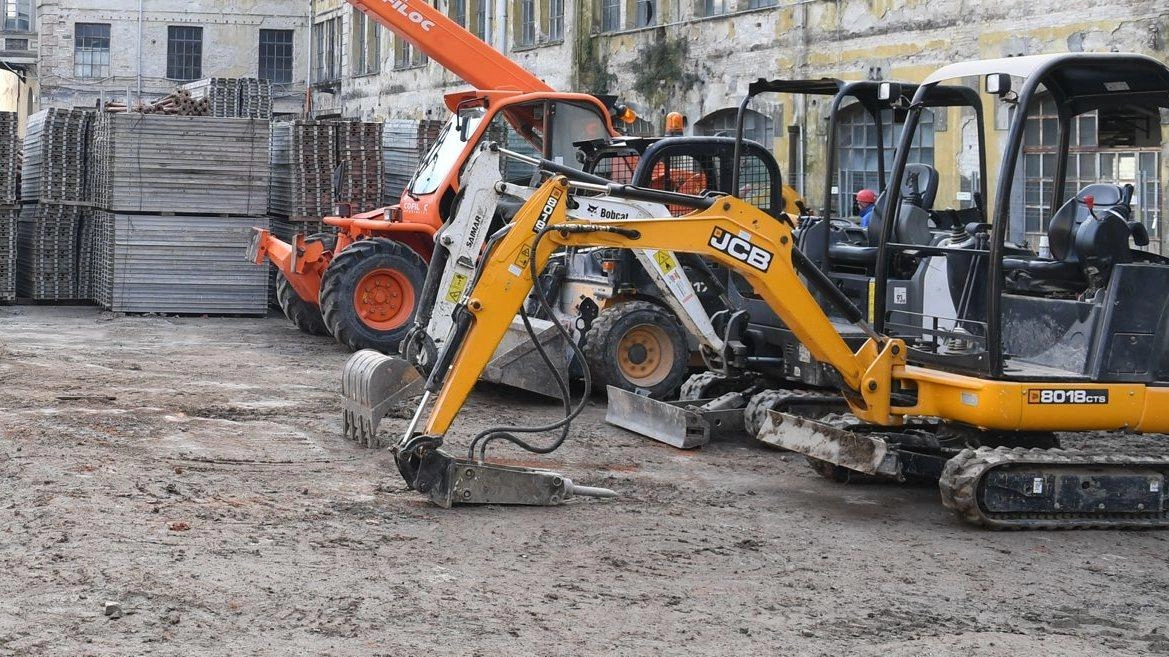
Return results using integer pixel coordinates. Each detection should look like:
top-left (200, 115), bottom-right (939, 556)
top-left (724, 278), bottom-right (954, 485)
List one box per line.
top-left (34, 0), bottom-right (310, 114)
top-left (311, 0), bottom-right (1169, 248)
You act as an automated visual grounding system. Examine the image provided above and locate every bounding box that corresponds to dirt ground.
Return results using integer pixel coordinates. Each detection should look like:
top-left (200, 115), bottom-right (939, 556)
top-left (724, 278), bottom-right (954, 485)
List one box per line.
top-left (2, 306), bottom-right (1168, 656)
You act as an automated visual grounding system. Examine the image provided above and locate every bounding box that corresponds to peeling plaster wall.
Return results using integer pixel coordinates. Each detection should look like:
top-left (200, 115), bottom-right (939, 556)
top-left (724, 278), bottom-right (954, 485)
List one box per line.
top-left (36, 0), bottom-right (309, 113)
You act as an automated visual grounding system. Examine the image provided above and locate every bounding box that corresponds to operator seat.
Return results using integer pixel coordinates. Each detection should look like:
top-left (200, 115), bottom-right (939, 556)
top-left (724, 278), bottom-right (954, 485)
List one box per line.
top-left (826, 164), bottom-right (940, 267)
top-left (1002, 184), bottom-right (1132, 294)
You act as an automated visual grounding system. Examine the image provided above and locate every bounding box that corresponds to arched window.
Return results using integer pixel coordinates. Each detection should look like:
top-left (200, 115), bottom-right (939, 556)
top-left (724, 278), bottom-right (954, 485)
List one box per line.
top-left (1022, 96), bottom-right (1161, 245)
top-left (834, 103), bottom-right (934, 215)
top-left (694, 108), bottom-right (774, 145)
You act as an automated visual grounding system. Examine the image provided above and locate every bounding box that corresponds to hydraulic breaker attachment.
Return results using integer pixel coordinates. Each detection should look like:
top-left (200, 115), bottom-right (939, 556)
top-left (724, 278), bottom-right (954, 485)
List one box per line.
top-left (397, 445), bottom-right (618, 507)
top-left (341, 350), bottom-right (424, 448)
top-left (604, 385), bottom-right (747, 449)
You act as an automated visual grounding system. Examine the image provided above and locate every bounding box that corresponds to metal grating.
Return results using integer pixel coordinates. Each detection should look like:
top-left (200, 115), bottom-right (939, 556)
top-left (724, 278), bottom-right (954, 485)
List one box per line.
top-left (92, 213), bottom-right (269, 314)
top-left (90, 113), bottom-right (269, 215)
top-left (21, 108), bottom-right (94, 203)
top-left (382, 118), bottom-right (443, 204)
top-left (15, 203), bottom-right (85, 300)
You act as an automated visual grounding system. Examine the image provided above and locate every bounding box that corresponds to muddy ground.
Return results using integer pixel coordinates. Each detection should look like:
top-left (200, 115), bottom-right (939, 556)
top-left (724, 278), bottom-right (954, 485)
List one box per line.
top-left (1, 306), bottom-right (1168, 656)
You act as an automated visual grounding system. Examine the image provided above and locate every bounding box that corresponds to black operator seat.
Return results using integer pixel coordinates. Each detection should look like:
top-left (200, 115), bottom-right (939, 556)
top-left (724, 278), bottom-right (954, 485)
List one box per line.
top-left (1002, 184), bottom-right (1132, 294)
top-left (827, 165), bottom-right (938, 268)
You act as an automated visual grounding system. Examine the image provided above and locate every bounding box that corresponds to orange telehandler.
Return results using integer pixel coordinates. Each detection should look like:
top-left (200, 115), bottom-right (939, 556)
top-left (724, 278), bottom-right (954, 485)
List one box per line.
top-left (250, 0), bottom-right (631, 353)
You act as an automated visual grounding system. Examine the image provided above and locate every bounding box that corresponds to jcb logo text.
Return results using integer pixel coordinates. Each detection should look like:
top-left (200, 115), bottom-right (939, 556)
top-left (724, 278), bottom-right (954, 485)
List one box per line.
top-left (709, 227), bottom-right (772, 272)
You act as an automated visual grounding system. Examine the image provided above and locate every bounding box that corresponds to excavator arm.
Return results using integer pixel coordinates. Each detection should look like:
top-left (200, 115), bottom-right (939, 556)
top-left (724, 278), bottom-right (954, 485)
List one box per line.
top-left (391, 176), bottom-right (912, 505)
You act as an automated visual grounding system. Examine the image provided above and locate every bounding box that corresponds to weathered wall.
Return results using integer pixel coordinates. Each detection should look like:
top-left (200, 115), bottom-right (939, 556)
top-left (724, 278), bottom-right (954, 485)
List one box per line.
top-left (310, 0), bottom-right (577, 120)
top-left (36, 0), bottom-right (309, 113)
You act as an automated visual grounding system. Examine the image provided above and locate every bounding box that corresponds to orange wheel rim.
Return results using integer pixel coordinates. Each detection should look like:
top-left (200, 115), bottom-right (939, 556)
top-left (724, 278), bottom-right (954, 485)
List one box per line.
top-left (353, 268), bottom-right (415, 331)
top-left (615, 323), bottom-right (674, 387)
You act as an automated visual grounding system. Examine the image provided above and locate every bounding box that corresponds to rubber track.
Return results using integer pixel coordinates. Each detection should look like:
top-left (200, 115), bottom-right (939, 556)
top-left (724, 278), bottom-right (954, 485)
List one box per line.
top-left (744, 388), bottom-right (846, 438)
top-left (939, 446), bottom-right (1169, 530)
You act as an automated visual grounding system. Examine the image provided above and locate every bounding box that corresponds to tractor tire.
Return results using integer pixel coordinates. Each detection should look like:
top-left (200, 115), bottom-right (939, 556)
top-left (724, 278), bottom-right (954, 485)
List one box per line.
top-left (319, 238), bottom-right (426, 353)
top-left (274, 232), bottom-right (335, 337)
top-left (583, 300), bottom-right (689, 399)
top-left (276, 271), bottom-right (329, 336)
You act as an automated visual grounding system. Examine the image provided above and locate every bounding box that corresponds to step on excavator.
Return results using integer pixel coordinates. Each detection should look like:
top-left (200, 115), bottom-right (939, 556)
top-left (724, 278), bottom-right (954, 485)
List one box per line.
top-left (374, 53), bottom-right (1169, 529)
top-left (250, 0), bottom-right (635, 353)
top-left (341, 135), bottom-right (790, 446)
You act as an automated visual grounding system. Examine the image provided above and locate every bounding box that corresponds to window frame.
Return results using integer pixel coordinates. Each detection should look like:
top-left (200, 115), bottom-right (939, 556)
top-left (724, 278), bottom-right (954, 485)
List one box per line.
top-left (166, 25), bottom-right (204, 82)
top-left (258, 28), bottom-right (294, 84)
top-left (350, 10), bottom-right (381, 77)
top-left (74, 22), bottom-right (111, 80)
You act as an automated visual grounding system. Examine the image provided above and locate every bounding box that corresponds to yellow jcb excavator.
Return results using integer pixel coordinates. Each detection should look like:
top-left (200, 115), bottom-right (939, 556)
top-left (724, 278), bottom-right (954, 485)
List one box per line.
top-left (379, 53), bottom-right (1169, 529)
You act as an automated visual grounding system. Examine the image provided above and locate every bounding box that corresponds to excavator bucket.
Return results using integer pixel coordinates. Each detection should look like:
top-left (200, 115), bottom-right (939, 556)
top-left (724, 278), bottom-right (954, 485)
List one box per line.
top-left (341, 350), bottom-right (424, 448)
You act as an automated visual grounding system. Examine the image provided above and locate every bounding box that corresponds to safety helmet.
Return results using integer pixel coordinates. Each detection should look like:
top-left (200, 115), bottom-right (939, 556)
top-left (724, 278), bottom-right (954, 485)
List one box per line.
top-left (855, 189), bottom-right (877, 204)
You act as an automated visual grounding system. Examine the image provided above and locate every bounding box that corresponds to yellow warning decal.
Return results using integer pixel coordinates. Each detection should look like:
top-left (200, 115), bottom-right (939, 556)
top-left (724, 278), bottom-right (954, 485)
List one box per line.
top-left (654, 250), bottom-right (677, 274)
top-left (445, 273), bottom-right (469, 303)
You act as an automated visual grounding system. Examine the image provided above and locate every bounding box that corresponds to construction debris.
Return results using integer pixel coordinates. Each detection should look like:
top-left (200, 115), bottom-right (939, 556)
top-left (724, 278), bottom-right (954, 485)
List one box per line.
top-left (102, 78), bottom-right (273, 119)
top-left (90, 113), bottom-right (269, 215)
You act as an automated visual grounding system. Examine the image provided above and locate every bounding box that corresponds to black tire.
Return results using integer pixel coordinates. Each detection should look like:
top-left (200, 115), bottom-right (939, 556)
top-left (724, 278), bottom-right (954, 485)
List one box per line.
top-left (276, 270), bottom-right (329, 336)
top-left (583, 300), bottom-right (689, 399)
top-left (274, 232), bottom-right (335, 337)
top-left (319, 238), bottom-right (426, 353)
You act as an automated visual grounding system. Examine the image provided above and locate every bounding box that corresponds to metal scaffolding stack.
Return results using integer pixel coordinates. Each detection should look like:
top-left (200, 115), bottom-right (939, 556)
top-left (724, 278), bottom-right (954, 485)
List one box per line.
top-left (0, 112), bottom-right (17, 300)
top-left (87, 112), bottom-right (270, 314)
top-left (17, 109), bottom-right (93, 300)
top-left (382, 118), bottom-right (443, 203)
top-left (336, 121), bottom-right (384, 211)
top-left (180, 77), bottom-right (272, 119)
top-left (267, 120), bottom-right (337, 219)
top-left (16, 204), bottom-right (84, 300)
top-left (90, 212), bottom-right (269, 314)
top-left (21, 108), bottom-right (93, 203)
top-left (91, 114), bottom-right (268, 215)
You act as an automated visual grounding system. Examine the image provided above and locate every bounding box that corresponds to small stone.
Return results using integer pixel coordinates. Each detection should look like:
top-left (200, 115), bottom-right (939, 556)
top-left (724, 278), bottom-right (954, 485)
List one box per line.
top-left (104, 601), bottom-right (123, 619)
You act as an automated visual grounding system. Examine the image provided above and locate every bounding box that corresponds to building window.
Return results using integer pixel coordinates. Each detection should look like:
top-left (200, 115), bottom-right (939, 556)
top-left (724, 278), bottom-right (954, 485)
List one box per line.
top-left (351, 10), bottom-right (381, 76)
top-left (1022, 97), bottom-right (1162, 240)
top-left (545, 0), bottom-right (564, 41)
top-left (472, 0), bottom-right (490, 42)
top-left (313, 17), bottom-right (341, 82)
top-left (166, 25), bottom-right (203, 81)
top-left (393, 37), bottom-right (427, 69)
top-left (3, 0), bottom-right (30, 31)
top-left (701, 0), bottom-right (727, 16)
top-left (600, 0), bottom-right (620, 32)
top-left (258, 29), bottom-right (293, 84)
top-left (834, 104), bottom-right (935, 218)
top-left (635, 0), bottom-right (654, 27)
top-left (516, 0), bottom-right (536, 47)
top-left (74, 23), bottom-right (111, 79)
top-left (450, 0), bottom-right (467, 26)
top-left (747, 0), bottom-right (778, 7)
top-left (695, 107), bottom-right (774, 143)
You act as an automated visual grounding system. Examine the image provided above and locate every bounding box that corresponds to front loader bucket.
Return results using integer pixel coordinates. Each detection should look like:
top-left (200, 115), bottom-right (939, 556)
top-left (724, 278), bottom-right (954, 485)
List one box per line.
top-left (341, 350), bottom-right (424, 448)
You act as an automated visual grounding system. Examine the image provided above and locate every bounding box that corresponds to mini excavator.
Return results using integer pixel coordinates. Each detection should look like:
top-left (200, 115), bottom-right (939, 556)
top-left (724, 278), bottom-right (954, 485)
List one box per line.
top-left (383, 53), bottom-right (1169, 529)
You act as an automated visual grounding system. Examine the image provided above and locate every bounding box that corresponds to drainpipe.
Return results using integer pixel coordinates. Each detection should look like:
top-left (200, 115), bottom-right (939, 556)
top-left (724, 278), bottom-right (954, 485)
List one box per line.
top-left (136, 0), bottom-right (143, 102)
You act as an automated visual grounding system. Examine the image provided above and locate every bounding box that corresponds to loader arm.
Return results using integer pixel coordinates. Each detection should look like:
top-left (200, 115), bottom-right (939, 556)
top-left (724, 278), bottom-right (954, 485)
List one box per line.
top-left (416, 176), bottom-right (904, 440)
top-left (351, 0), bottom-right (551, 93)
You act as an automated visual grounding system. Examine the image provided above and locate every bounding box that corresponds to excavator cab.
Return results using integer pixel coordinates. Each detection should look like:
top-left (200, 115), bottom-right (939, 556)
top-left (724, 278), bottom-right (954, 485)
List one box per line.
top-left (878, 54), bottom-right (1169, 385)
